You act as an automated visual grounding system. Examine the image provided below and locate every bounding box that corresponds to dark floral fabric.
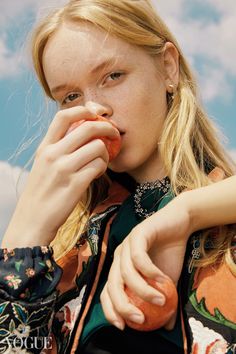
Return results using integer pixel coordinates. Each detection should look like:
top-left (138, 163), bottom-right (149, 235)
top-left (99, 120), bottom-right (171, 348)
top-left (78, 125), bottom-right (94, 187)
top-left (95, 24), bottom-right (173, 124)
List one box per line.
top-left (0, 246), bottom-right (62, 353)
top-left (0, 246), bottom-right (62, 301)
top-left (0, 289), bottom-right (57, 353)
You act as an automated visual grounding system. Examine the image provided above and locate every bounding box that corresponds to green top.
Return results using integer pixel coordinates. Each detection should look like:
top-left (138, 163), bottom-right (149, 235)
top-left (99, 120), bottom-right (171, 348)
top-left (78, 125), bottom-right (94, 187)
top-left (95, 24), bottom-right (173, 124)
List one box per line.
top-left (80, 184), bottom-right (183, 349)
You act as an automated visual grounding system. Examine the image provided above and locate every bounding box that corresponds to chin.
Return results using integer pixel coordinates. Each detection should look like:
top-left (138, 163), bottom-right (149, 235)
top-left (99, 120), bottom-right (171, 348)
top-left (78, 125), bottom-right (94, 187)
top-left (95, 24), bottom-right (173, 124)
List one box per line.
top-left (107, 163), bottom-right (127, 174)
top-left (108, 157), bottom-right (132, 174)
top-left (108, 150), bottom-right (147, 177)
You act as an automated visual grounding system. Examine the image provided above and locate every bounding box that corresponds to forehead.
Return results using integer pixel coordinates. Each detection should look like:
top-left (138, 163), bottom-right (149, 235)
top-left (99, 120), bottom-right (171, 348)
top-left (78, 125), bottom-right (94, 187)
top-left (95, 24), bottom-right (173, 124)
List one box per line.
top-left (43, 22), bottom-right (136, 84)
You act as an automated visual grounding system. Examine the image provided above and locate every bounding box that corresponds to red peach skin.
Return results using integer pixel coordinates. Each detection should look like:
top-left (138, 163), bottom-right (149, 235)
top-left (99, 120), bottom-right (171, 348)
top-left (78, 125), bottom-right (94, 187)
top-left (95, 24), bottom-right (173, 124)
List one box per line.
top-left (125, 276), bottom-right (178, 331)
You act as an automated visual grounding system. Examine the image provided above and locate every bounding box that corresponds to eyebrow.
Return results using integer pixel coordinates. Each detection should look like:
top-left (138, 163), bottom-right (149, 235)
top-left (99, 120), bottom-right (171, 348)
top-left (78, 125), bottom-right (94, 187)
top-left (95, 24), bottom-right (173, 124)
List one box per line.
top-left (90, 57), bottom-right (117, 75)
top-left (50, 57), bottom-right (118, 96)
top-left (51, 84), bottom-right (72, 95)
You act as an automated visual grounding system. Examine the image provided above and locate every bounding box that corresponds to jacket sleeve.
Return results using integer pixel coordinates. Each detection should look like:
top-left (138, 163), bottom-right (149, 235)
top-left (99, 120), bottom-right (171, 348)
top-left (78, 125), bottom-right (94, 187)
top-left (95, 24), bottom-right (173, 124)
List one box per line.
top-left (0, 245), bottom-right (62, 353)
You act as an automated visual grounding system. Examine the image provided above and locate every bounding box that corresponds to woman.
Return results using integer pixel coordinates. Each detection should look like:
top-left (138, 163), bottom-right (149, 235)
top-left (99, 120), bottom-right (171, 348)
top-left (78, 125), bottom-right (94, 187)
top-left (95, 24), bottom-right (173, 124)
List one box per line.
top-left (0, 0), bottom-right (235, 353)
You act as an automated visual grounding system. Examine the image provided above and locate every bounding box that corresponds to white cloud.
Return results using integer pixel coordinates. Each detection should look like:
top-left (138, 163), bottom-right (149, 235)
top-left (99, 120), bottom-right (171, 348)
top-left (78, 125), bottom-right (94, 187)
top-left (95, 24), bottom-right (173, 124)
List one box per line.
top-left (0, 162), bottom-right (29, 242)
top-left (153, 0), bottom-right (185, 19)
top-left (0, 37), bottom-right (24, 78)
top-left (0, 0), bottom-right (67, 79)
top-left (197, 66), bottom-right (232, 103)
top-left (1, 0), bottom-right (236, 102)
top-left (204, 0), bottom-right (236, 15)
top-left (0, 0), bottom-right (67, 28)
top-left (153, 0), bottom-right (236, 102)
top-left (0, 1), bottom-right (33, 28)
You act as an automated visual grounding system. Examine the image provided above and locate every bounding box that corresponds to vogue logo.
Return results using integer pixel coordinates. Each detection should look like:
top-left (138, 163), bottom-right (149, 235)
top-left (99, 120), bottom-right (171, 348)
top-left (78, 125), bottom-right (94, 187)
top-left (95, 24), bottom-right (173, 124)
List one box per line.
top-left (0, 336), bottom-right (53, 351)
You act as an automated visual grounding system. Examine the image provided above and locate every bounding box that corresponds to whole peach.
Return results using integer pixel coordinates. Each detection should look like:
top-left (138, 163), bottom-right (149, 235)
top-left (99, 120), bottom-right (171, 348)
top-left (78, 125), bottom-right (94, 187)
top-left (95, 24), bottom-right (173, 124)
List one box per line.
top-left (125, 276), bottom-right (178, 331)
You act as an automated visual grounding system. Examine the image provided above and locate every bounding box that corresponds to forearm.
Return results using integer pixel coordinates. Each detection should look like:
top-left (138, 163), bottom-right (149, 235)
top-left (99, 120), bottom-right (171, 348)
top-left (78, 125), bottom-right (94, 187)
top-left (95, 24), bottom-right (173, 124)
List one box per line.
top-left (181, 175), bottom-right (236, 233)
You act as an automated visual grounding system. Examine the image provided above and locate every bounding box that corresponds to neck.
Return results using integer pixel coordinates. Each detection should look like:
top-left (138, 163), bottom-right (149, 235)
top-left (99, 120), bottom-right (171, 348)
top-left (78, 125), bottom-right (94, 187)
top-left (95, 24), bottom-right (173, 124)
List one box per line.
top-left (128, 160), bottom-right (166, 184)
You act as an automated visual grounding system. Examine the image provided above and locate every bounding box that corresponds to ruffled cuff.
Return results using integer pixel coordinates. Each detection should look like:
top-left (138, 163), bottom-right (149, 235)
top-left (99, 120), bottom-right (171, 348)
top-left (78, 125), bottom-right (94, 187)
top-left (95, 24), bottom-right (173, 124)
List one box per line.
top-left (0, 246), bottom-right (62, 301)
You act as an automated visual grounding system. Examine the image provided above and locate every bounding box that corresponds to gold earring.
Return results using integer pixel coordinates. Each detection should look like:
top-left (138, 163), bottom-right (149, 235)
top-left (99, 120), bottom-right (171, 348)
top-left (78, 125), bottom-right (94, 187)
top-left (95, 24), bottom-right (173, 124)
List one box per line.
top-left (168, 84), bottom-right (175, 101)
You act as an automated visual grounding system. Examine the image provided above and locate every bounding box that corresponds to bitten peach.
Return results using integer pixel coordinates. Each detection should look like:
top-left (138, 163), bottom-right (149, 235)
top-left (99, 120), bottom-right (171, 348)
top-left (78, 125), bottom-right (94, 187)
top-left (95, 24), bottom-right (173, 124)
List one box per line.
top-left (66, 115), bottom-right (121, 161)
top-left (125, 276), bottom-right (178, 331)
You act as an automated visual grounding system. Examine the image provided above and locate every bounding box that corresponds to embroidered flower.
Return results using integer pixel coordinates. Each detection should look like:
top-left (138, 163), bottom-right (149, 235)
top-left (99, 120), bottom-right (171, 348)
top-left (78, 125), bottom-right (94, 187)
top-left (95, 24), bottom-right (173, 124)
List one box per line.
top-left (3, 249), bottom-right (9, 262)
top-left (88, 231), bottom-right (99, 255)
top-left (58, 285), bottom-right (86, 334)
top-left (13, 323), bottom-right (31, 338)
top-left (25, 268), bottom-right (35, 278)
top-left (206, 339), bottom-right (229, 353)
top-left (46, 259), bottom-right (54, 272)
top-left (189, 317), bottom-right (229, 354)
top-left (19, 288), bottom-right (31, 299)
top-left (4, 274), bottom-right (22, 290)
top-left (40, 246), bottom-right (49, 254)
top-left (2, 249), bottom-right (15, 262)
top-left (9, 249), bottom-right (15, 257)
top-left (90, 234), bottom-right (99, 244)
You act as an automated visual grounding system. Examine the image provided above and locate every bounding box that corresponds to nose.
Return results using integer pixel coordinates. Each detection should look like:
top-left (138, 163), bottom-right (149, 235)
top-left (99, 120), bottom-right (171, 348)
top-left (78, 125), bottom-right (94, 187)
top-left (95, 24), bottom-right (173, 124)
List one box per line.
top-left (85, 101), bottom-right (113, 118)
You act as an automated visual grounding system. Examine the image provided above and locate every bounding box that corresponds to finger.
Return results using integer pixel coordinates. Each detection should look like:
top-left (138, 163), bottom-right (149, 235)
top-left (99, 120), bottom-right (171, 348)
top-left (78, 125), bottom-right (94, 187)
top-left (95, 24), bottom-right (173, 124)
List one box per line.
top-left (106, 247), bottom-right (145, 325)
top-left (128, 225), bottom-right (167, 279)
top-left (51, 139), bottom-right (109, 176)
top-left (52, 119), bottom-right (120, 155)
top-left (42, 156), bottom-right (109, 219)
top-left (42, 106), bottom-right (97, 146)
top-left (120, 239), bottom-right (166, 304)
top-left (72, 155), bottom-right (109, 186)
top-left (100, 283), bottom-right (125, 331)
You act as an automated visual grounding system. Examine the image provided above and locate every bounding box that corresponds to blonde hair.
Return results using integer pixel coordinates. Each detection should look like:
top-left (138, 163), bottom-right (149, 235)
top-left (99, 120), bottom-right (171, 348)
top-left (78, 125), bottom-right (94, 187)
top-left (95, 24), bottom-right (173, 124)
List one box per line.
top-left (31, 0), bottom-right (235, 270)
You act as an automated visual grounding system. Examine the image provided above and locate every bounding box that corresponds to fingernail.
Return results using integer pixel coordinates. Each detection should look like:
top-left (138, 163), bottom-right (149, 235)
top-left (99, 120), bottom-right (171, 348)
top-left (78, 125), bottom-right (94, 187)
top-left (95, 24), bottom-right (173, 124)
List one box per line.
top-left (152, 296), bottom-right (165, 306)
top-left (129, 314), bottom-right (144, 324)
top-left (113, 321), bottom-right (124, 331)
top-left (115, 129), bottom-right (121, 136)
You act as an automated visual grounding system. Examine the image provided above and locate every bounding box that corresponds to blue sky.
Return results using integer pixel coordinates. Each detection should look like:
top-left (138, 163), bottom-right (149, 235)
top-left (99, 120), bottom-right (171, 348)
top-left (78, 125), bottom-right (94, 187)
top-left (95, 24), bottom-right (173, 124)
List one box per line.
top-left (0, 0), bottom-right (236, 169)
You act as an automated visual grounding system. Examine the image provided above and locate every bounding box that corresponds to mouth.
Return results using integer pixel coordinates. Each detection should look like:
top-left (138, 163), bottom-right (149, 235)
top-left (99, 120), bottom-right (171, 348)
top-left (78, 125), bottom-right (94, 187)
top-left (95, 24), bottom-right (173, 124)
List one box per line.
top-left (108, 118), bottom-right (124, 136)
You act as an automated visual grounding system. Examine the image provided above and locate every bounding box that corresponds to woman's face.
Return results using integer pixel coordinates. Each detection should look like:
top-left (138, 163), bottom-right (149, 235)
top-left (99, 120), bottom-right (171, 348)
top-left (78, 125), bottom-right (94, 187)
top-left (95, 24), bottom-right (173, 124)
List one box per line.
top-left (43, 22), bottom-right (169, 182)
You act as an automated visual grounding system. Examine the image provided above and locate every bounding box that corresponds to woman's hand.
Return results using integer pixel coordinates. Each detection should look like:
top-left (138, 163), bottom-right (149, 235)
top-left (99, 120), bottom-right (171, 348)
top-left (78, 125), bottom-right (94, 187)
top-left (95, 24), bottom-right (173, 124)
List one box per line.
top-left (100, 193), bottom-right (192, 330)
top-left (1, 106), bottom-right (120, 248)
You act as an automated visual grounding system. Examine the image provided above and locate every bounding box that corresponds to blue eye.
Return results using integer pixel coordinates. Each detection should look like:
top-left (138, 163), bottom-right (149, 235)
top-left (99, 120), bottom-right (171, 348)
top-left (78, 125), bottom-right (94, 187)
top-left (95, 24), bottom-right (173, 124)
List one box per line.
top-left (109, 72), bottom-right (123, 81)
top-left (63, 93), bottom-right (80, 104)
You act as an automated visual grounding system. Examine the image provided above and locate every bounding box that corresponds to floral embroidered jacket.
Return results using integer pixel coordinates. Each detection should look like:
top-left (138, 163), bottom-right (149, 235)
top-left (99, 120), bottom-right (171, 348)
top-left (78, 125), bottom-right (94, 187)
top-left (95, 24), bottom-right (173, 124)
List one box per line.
top-left (0, 171), bottom-right (235, 354)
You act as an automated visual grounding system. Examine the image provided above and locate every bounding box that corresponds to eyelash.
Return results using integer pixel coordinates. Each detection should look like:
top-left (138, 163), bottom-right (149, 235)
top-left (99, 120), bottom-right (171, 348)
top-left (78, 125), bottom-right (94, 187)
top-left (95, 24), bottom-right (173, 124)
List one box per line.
top-left (61, 71), bottom-right (124, 105)
top-left (62, 93), bottom-right (80, 105)
top-left (105, 71), bottom-right (124, 83)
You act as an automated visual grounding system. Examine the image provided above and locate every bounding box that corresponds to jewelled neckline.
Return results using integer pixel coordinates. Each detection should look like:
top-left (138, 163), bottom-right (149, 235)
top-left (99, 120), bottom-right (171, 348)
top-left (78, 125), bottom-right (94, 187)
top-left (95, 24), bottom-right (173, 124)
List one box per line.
top-left (133, 176), bottom-right (171, 219)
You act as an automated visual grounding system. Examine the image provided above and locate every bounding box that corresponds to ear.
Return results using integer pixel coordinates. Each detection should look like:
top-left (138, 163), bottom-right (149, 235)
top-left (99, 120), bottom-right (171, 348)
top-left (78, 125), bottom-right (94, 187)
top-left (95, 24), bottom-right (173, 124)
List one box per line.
top-left (162, 42), bottom-right (179, 93)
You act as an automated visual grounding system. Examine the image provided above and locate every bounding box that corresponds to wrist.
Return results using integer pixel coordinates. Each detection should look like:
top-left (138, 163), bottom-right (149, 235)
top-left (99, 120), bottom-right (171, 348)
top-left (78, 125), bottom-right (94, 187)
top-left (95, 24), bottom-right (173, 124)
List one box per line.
top-left (1, 237), bottom-right (50, 249)
top-left (178, 189), bottom-right (203, 234)
top-left (173, 191), bottom-right (195, 236)
top-left (1, 207), bottom-right (55, 248)
top-left (1, 226), bottom-right (52, 249)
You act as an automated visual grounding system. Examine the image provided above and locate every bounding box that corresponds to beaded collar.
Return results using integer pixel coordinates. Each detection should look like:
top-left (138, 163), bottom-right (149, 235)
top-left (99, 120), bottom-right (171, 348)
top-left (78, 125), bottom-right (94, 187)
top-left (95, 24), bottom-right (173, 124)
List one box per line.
top-left (133, 176), bottom-right (171, 219)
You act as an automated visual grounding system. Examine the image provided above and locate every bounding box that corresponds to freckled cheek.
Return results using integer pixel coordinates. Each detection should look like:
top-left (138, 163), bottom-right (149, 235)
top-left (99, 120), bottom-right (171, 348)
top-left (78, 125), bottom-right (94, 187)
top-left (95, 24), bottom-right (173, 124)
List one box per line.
top-left (120, 90), bottom-right (148, 119)
top-left (111, 83), bottom-right (166, 137)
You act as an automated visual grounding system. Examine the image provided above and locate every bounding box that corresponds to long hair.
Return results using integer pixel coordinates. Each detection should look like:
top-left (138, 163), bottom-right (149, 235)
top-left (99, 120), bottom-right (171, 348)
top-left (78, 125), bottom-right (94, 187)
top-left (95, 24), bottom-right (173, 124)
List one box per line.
top-left (31, 0), bottom-right (235, 270)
